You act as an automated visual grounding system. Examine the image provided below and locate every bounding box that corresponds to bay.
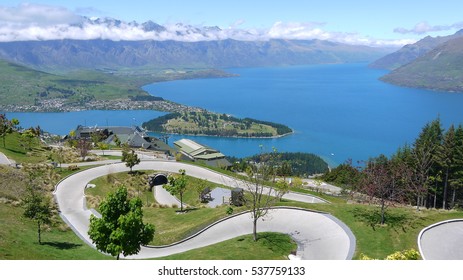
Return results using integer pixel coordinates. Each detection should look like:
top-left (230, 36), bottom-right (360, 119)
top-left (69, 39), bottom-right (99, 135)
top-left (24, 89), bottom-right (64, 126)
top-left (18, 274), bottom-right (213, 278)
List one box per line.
top-left (144, 63), bottom-right (463, 166)
top-left (4, 63), bottom-right (463, 167)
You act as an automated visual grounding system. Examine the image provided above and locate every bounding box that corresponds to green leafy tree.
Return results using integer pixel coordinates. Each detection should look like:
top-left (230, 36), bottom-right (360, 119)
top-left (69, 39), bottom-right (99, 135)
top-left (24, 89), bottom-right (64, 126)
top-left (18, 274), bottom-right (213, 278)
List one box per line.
top-left (97, 142), bottom-right (109, 156)
top-left (275, 179), bottom-right (290, 201)
top-left (22, 186), bottom-right (53, 244)
top-left (20, 128), bottom-right (38, 152)
top-left (88, 186), bottom-right (155, 260)
top-left (0, 114), bottom-right (19, 148)
top-left (166, 169), bottom-right (188, 212)
top-left (122, 149), bottom-right (140, 173)
top-left (51, 147), bottom-right (65, 167)
top-left (113, 134), bottom-right (121, 148)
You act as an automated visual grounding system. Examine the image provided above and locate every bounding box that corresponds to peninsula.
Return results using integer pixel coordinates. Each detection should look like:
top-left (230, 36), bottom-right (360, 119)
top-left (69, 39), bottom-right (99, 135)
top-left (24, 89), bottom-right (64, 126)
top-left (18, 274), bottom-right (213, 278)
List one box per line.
top-left (142, 111), bottom-right (293, 138)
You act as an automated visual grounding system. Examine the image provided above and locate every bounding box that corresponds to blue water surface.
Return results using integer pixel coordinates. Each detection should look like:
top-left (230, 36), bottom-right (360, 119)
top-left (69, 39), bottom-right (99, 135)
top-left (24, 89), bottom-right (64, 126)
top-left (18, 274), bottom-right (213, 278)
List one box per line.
top-left (144, 64), bottom-right (463, 166)
top-left (4, 64), bottom-right (463, 166)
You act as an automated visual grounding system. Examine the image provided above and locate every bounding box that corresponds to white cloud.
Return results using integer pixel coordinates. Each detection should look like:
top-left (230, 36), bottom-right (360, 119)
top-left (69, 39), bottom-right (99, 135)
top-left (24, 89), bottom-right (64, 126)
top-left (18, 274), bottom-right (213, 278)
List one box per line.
top-left (0, 3), bottom-right (82, 26)
top-left (0, 3), bottom-right (413, 47)
top-left (267, 21), bottom-right (330, 40)
top-left (394, 21), bottom-right (463, 34)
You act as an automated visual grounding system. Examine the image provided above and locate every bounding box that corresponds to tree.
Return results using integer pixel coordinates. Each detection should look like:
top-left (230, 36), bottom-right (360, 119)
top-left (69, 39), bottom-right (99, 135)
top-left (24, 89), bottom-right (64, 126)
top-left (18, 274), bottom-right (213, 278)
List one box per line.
top-left (275, 179), bottom-right (290, 201)
top-left (450, 125), bottom-right (463, 208)
top-left (113, 134), bottom-right (121, 147)
top-left (0, 114), bottom-right (19, 148)
top-left (411, 118), bottom-right (443, 208)
top-left (20, 128), bottom-right (38, 151)
top-left (243, 147), bottom-right (280, 241)
top-left (97, 142), bottom-right (109, 156)
top-left (436, 125), bottom-right (456, 209)
top-left (166, 169), bottom-right (188, 212)
top-left (77, 139), bottom-right (91, 161)
top-left (51, 147), bottom-right (65, 167)
top-left (88, 186), bottom-right (155, 260)
top-left (21, 163), bottom-right (59, 244)
top-left (122, 149), bottom-right (140, 173)
top-left (22, 186), bottom-right (53, 244)
top-left (359, 155), bottom-right (409, 225)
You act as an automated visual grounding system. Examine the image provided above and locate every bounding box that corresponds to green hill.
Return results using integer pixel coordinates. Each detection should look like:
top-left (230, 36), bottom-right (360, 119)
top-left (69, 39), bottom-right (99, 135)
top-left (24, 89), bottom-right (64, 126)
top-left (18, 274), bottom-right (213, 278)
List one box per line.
top-left (380, 36), bottom-right (463, 93)
top-left (0, 59), bottom-right (149, 110)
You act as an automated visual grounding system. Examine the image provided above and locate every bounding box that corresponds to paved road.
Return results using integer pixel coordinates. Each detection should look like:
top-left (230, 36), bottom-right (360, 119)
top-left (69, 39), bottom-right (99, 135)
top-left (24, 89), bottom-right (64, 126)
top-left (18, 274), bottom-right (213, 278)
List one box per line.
top-left (303, 179), bottom-right (342, 195)
top-left (418, 219), bottom-right (463, 260)
top-left (54, 161), bottom-right (355, 259)
top-left (0, 152), bottom-right (11, 165)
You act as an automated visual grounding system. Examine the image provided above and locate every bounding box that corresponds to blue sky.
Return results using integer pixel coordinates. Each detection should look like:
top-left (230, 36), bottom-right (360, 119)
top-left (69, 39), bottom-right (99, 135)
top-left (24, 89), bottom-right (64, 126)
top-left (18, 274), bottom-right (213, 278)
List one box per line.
top-left (1, 1), bottom-right (462, 46)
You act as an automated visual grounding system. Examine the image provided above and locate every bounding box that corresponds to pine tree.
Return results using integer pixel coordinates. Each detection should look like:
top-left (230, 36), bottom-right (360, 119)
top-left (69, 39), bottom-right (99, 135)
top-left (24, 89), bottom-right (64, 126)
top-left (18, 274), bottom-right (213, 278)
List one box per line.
top-left (450, 125), bottom-right (463, 208)
top-left (437, 125), bottom-right (456, 209)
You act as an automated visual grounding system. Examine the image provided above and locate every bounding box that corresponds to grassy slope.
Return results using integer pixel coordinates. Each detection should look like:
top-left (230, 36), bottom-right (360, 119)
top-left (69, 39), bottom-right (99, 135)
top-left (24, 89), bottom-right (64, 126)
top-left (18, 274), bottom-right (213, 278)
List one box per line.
top-left (0, 59), bottom-right (237, 108)
top-left (0, 60), bottom-right (150, 106)
top-left (0, 200), bottom-right (112, 260)
top-left (0, 132), bottom-right (49, 164)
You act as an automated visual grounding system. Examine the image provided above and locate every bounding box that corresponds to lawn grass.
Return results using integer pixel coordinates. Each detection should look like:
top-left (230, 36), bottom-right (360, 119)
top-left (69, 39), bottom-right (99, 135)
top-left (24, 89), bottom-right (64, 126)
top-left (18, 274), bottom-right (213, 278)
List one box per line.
top-left (0, 132), bottom-right (49, 164)
top-left (0, 203), bottom-right (111, 260)
top-left (155, 232), bottom-right (296, 260)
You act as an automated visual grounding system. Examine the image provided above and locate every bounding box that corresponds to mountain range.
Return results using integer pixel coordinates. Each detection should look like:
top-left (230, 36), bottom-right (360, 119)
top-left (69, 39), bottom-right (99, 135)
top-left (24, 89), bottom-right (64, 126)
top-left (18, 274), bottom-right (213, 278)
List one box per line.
top-left (370, 29), bottom-right (463, 70)
top-left (370, 29), bottom-right (463, 93)
top-left (0, 38), bottom-right (388, 72)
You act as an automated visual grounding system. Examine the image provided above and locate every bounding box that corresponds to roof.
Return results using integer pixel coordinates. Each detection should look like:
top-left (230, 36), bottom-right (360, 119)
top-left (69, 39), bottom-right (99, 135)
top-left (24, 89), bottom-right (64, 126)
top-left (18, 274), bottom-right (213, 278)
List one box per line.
top-left (174, 139), bottom-right (228, 163)
top-left (75, 125), bottom-right (172, 153)
top-left (174, 139), bottom-right (209, 154)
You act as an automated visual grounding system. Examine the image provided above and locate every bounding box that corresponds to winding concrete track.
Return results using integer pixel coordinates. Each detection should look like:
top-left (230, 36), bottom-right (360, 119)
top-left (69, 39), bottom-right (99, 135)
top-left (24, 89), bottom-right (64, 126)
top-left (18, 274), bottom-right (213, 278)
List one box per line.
top-left (418, 219), bottom-right (463, 260)
top-left (54, 161), bottom-right (355, 259)
top-left (0, 152), bottom-right (11, 165)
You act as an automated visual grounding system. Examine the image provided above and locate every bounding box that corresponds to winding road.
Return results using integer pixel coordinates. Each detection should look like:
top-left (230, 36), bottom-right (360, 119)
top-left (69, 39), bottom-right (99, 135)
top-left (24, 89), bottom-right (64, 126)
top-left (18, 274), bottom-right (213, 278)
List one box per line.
top-left (418, 219), bottom-right (463, 260)
top-left (53, 160), bottom-right (356, 259)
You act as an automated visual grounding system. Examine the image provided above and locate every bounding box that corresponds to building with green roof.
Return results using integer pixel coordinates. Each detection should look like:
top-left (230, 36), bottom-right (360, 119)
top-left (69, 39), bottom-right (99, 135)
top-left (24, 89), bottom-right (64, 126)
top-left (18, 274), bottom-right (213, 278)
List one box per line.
top-left (173, 139), bottom-right (231, 168)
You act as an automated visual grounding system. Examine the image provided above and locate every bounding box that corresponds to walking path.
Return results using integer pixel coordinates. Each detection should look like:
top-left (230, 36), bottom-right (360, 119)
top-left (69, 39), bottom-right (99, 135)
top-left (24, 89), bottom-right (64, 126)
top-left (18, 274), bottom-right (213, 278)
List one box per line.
top-left (0, 152), bottom-right (11, 165)
top-left (53, 161), bottom-right (355, 259)
top-left (418, 219), bottom-right (463, 260)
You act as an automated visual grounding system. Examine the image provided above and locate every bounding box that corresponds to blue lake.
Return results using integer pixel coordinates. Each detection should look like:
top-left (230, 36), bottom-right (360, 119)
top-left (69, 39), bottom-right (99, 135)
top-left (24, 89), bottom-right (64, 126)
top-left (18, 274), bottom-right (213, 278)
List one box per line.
top-left (4, 63), bottom-right (463, 166)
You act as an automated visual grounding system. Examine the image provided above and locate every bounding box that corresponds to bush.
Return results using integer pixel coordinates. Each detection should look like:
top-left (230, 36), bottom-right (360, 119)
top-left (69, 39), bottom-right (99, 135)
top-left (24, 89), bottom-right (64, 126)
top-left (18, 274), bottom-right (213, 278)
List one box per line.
top-left (385, 249), bottom-right (420, 260)
top-left (226, 206), bottom-right (234, 215)
top-left (360, 249), bottom-right (421, 260)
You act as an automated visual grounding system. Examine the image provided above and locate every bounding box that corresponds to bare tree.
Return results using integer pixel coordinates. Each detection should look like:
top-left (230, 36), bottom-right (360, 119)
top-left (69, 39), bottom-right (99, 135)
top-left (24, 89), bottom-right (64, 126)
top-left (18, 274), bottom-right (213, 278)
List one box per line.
top-left (77, 139), bottom-right (91, 161)
top-left (359, 155), bottom-right (409, 225)
top-left (243, 148), bottom-right (280, 241)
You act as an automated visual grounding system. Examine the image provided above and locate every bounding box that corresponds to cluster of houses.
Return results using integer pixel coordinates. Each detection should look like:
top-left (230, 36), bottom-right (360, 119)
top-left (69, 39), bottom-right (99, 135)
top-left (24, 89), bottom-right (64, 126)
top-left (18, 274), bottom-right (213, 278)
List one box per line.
top-left (73, 125), bottom-right (231, 168)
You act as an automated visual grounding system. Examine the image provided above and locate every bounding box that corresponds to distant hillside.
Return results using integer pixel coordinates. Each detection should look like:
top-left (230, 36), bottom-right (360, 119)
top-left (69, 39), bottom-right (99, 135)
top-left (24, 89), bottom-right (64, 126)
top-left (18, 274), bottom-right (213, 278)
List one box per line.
top-left (370, 29), bottom-right (463, 70)
top-left (0, 58), bottom-right (240, 111)
top-left (380, 36), bottom-right (463, 92)
top-left (0, 39), bottom-right (388, 72)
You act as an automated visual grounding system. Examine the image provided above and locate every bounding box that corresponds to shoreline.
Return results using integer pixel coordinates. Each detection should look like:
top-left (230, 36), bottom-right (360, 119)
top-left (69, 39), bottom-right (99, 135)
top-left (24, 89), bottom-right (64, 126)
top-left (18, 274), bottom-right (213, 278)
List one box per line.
top-left (146, 129), bottom-right (294, 140)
